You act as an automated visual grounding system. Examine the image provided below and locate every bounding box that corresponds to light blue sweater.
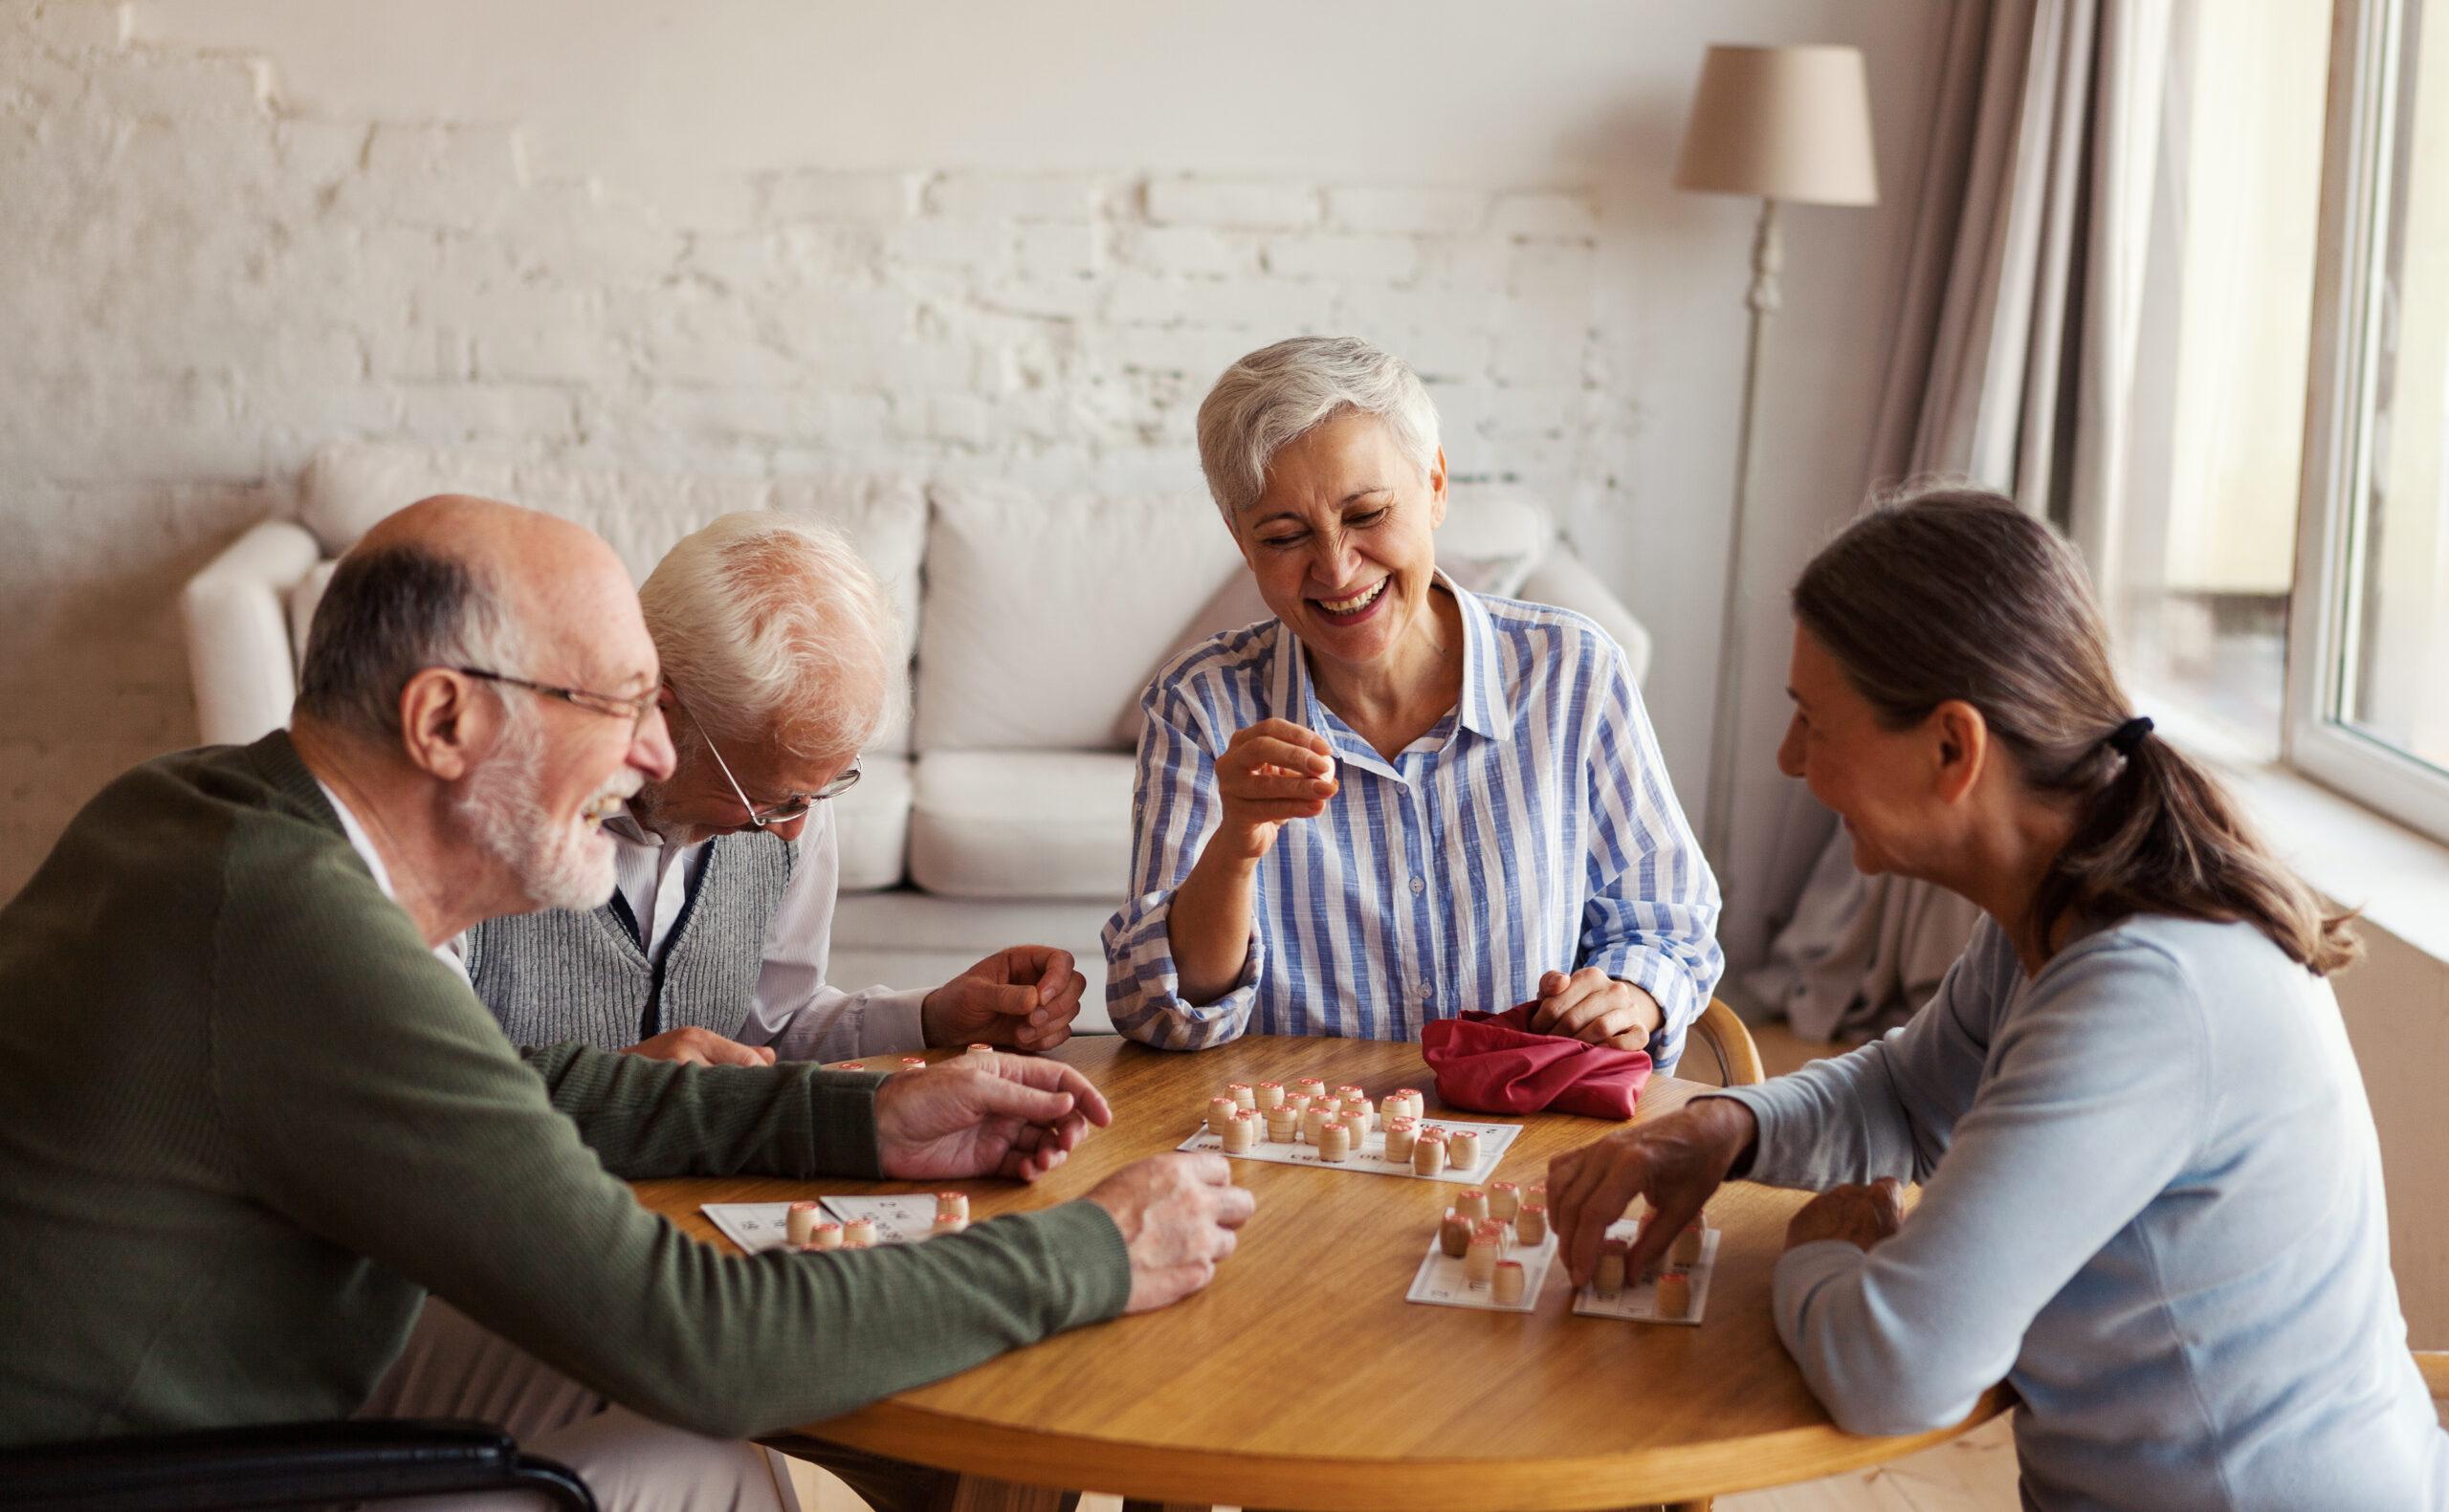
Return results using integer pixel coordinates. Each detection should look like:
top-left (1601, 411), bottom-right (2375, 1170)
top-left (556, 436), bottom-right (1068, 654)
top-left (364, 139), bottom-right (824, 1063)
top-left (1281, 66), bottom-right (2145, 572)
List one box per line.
top-left (1713, 913), bottom-right (2446, 1511)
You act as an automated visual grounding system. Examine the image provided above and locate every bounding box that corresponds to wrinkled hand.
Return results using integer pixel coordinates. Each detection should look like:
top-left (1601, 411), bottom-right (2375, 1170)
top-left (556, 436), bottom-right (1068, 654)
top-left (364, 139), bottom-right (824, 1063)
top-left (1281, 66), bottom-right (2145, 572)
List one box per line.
top-left (922, 945), bottom-right (1086, 1053)
top-left (874, 1055), bottom-right (1113, 1182)
top-left (1081, 1152), bottom-right (1257, 1314)
top-left (1785, 1178), bottom-right (1905, 1253)
top-left (625, 1026), bottom-right (776, 1067)
top-left (1211, 718), bottom-right (1337, 865)
top-left (1528, 968), bottom-right (1662, 1051)
top-left (1547, 1098), bottom-right (1756, 1286)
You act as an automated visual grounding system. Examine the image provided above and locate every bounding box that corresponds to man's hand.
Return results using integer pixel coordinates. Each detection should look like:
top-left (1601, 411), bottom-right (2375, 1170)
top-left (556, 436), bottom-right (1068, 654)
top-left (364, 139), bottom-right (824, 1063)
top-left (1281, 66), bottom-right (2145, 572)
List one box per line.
top-left (1080, 1152), bottom-right (1257, 1314)
top-left (1785, 1178), bottom-right (1905, 1253)
top-left (1547, 1098), bottom-right (1756, 1286)
top-left (1529, 968), bottom-right (1662, 1051)
top-left (625, 1026), bottom-right (776, 1067)
top-left (921, 945), bottom-right (1086, 1053)
top-left (1211, 718), bottom-right (1337, 865)
top-left (874, 1055), bottom-right (1114, 1182)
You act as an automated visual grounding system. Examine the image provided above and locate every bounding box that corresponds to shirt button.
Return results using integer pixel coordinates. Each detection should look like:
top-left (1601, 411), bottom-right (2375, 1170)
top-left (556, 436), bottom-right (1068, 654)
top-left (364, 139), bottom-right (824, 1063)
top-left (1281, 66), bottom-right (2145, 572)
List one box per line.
top-left (1409, 875), bottom-right (1426, 895)
top-left (1415, 981), bottom-right (1433, 1002)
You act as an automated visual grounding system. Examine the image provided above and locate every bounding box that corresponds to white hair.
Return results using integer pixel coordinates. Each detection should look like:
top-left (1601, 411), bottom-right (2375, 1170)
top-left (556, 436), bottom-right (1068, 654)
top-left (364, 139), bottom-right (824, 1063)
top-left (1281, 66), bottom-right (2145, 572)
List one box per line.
top-left (638, 513), bottom-right (901, 765)
top-left (1194, 335), bottom-right (1443, 526)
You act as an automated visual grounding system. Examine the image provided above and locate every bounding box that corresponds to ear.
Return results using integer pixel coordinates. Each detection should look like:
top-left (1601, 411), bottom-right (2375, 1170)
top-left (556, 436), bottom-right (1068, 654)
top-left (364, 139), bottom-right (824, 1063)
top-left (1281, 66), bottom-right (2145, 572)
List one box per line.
top-left (396, 668), bottom-right (495, 782)
top-left (1425, 446), bottom-right (1448, 529)
top-left (1929, 699), bottom-right (1989, 805)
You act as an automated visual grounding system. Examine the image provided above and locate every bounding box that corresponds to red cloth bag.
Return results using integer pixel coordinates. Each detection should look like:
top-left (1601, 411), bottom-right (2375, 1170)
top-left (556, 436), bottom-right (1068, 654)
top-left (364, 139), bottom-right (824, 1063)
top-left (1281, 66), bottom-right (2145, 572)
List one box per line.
top-left (1419, 1002), bottom-right (1652, 1120)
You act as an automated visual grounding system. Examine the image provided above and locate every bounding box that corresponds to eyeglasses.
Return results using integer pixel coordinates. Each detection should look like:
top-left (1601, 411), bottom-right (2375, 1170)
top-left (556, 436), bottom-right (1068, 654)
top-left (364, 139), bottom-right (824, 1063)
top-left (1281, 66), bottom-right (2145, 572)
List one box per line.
top-left (456, 668), bottom-right (661, 734)
top-left (678, 698), bottom-right (861, 828)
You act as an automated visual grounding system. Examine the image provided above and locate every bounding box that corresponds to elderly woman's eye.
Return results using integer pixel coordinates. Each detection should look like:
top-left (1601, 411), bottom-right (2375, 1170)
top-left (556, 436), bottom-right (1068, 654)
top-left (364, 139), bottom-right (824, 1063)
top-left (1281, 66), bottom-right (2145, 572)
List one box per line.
top-left (1351, 508), bottom-right (1390, 527)
top-left (1261, 533), bottom-right (1307, 549)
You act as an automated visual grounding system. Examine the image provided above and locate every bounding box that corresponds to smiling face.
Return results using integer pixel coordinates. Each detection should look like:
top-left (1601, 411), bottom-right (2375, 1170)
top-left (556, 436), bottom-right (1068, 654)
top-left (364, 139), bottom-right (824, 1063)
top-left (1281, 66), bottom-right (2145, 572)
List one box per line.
top-left (1234, 409), bottom-right (1446, 677)
top-left (1776, 624), bottom-right (1950, 879)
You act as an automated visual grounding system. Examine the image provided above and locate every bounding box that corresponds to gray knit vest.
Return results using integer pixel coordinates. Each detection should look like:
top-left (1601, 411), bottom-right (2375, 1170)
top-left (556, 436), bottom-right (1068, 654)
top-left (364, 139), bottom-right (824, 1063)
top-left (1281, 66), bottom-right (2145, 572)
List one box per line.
top-left (461, 830), bottom-right (796, 1050)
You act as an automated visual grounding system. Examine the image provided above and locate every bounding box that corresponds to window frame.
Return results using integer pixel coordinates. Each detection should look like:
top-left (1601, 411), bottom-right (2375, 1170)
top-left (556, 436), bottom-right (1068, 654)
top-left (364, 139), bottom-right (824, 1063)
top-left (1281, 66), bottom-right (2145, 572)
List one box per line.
top-left (2283, 0), bottom-right (2449, 845)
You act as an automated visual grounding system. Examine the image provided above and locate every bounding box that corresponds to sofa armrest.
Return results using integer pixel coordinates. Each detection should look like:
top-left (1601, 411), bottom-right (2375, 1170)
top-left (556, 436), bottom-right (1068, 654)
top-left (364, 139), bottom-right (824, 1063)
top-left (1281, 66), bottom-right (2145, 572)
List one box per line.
top-left (181, 519), bottom-right (323, 747)
top-left (1517, 549), bottom-right (1654, 687)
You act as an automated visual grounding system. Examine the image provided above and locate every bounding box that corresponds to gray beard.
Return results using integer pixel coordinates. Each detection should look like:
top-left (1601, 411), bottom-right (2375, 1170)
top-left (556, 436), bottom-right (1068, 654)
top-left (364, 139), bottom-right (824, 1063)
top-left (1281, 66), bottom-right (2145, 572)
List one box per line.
top-left (454, 708), bottom-right (620, 914)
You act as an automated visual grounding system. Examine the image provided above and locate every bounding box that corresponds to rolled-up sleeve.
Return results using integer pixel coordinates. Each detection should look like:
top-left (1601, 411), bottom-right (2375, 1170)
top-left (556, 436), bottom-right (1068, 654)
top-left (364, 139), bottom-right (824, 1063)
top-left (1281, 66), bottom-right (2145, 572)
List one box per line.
top-left (1102, 684), bottom-right (1266, 1050)
top-left (1577, 647), bottom-right (1724, 1068)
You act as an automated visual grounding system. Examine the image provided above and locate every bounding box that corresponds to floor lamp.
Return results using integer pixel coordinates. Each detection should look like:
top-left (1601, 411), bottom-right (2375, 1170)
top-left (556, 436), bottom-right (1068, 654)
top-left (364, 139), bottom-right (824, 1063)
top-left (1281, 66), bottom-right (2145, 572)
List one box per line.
top-left (1676, 43), bottom-right (1879, 874)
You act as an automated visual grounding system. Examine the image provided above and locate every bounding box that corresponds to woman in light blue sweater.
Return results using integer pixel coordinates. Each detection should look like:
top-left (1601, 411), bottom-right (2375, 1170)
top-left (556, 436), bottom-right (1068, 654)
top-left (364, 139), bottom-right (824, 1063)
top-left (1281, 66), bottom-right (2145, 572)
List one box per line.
top-left (1550, 489), bottom-right (2447, 1511)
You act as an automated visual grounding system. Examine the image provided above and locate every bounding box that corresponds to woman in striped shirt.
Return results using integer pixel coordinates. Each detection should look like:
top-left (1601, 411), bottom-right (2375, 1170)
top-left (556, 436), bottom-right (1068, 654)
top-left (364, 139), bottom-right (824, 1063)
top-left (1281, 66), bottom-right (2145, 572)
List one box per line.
top-left (1102, 337), bottom-right (1723, 1063)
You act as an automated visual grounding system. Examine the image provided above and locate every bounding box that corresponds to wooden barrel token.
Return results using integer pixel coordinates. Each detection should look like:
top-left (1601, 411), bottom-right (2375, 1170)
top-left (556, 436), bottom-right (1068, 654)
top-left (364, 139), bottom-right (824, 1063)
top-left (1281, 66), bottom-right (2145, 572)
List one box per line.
top-left (786, 1201), bottom-right (822, 1247)
top-left (935, 1193), bottom-right (970, 1222)
top-left (1446, 1129), bottom-right (1483, 1171)
top-left (1489, 1182), bottom-right (1520, 1222)
top-left (1317, 1116), bottom-right (1353, 1163)
top-left (1440, 1209), bottom-right (1473, 1258)
top-left (1655, 1269), bottom-right (1693, 1320)
top-left (1595, 1238), bottom-right (1628, 1299)
top-left (1256, 1081), bottom-right (1286, 1109)
top-left (844, 1217), bottom-right (879, 1249)
top-left (804, 1221), bottom-right (842, 1251)
top-left (1515, 1202), bottom-right (1549, 1245)
top-left (1466, 1229), bottom-right (1501, 1288)
top-left (1382, 1118), bottom-right (1418, 1163)
top-left (1227, 1082), bottom-right (1257, 1110)
top-left (1265, 1104), bottom-right (1300, 1142)
top-left (1411, 1132), bottom-right (1447, 1177)
top-left (1492, 1260), bottom-right (1527, 1306)
top-left (1455, 1188), bottom-right (1490, 1223)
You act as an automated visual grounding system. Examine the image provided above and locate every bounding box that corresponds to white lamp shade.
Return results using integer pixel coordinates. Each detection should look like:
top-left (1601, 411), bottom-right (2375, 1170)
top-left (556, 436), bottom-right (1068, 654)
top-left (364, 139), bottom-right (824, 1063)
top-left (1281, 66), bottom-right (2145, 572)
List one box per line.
top-left (1674, 44), bottom-right (1878, 206)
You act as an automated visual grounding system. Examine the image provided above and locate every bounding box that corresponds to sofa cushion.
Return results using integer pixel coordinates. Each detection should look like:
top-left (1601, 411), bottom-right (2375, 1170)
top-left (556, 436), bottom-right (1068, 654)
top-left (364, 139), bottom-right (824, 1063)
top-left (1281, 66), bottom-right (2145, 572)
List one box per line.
top-left (916, 483), bottom-right (1244, 751)
top-left (296, 444), bottom-right (928, 754)
top-left (832, 754), bottom-right (912, 892)
top-left (908, 751), bottom-right (1136, 900)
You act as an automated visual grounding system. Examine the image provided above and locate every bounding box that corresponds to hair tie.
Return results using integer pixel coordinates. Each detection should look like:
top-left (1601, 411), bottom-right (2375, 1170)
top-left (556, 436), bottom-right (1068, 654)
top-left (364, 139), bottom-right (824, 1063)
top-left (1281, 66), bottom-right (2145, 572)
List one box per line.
top-left (2107, 715), bottom-right (2154, 756)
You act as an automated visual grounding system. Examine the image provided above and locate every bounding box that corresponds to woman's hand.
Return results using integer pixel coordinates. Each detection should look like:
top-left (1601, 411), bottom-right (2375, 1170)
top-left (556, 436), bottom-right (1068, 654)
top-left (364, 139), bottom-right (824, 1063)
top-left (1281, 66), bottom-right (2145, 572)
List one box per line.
top-left (1210, 719), bottom-right (1337, 865)
top-left (1547, 1098), bottom-right (1756, 1286)
top-left (1529, 968), bottom-right (1662, 1051)
top-left (1785, 1177), bottom-right (1905, 1253)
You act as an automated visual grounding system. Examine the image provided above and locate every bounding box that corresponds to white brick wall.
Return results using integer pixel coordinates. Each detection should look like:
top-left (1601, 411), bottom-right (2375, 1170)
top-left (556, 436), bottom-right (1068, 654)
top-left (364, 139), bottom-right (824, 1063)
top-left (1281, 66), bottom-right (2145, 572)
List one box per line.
top-left (0, 6), bottom-right (1614, 898)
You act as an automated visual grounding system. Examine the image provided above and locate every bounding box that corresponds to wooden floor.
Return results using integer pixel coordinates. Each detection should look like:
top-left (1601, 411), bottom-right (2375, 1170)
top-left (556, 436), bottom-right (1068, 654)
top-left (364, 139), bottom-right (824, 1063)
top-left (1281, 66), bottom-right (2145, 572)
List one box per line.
top-left (789, 1021), bottom-right (2027, 1512)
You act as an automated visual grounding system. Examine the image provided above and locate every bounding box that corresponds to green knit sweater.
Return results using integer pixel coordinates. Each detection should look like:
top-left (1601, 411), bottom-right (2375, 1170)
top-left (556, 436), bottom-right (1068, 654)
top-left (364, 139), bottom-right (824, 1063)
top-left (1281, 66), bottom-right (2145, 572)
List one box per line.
top-left (0, 733), bottom-right (1131, 1447)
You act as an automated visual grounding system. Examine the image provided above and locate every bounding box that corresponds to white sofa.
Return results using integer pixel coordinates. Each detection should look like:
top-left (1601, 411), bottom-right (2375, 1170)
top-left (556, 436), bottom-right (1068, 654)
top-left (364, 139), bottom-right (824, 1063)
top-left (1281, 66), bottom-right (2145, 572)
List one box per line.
top-left (182, 444), bottom-right (1653, 1034)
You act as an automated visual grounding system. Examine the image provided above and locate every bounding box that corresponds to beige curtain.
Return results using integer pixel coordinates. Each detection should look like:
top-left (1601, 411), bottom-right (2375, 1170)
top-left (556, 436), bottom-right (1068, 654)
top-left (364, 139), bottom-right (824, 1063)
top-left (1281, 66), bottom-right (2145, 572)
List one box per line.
top-left (1749, 0), bottom-right (2175, 1041)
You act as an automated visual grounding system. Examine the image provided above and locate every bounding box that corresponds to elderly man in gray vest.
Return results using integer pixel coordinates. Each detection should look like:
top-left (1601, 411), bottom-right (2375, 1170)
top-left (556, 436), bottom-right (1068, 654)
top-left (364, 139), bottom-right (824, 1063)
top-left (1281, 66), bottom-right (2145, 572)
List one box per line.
top-left (460, 512), bottom-right (1084, 1067)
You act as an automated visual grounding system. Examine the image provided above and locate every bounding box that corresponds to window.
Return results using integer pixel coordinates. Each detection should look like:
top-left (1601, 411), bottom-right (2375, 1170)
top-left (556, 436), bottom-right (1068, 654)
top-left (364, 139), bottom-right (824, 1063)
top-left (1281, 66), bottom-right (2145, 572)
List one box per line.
top-left (2106, 0), bottom-right (2333, 761)
top-left (2292, 0), bottom-right (2449, 843)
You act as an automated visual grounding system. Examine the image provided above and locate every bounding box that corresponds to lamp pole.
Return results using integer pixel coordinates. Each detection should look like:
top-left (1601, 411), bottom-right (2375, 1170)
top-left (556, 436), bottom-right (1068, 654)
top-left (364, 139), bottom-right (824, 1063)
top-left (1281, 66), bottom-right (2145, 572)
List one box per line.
top-left (1700, 195), bottom-right (1782, 874)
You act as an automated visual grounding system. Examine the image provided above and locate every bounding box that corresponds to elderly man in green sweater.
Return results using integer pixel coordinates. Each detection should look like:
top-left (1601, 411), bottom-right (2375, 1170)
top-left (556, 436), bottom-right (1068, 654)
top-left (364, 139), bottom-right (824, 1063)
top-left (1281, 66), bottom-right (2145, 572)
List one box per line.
top-left (0, 495), bottom-right (1252, 1510)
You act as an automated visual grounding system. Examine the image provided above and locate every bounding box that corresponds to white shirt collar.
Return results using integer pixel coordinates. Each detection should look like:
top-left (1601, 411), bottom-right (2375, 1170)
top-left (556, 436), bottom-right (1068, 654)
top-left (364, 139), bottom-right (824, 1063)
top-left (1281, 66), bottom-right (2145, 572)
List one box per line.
top-left (318, 778), bottom-right (472, 979)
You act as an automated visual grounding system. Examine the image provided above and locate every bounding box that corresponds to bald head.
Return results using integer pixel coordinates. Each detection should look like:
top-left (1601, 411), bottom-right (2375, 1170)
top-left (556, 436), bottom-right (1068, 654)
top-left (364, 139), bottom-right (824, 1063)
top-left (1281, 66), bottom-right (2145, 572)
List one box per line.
top-left (298, 494), bottom-right (651, 745)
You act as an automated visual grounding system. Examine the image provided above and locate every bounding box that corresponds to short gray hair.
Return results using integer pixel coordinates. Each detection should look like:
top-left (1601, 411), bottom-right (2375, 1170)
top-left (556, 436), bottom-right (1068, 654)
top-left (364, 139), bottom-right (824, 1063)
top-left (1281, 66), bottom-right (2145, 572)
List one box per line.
top-left (639, 513), bottom-right (901, 765)
top-left (1195, 335), bottom-right (1443, 525)
top-left (296, 544), bottom-right (525, 738)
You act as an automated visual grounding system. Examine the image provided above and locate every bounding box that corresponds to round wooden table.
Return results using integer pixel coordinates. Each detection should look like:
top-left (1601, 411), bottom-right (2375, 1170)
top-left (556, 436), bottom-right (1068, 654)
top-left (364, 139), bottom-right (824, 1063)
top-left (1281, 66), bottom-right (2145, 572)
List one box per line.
top-left (634, 1036), bottom-right (2002, 1511)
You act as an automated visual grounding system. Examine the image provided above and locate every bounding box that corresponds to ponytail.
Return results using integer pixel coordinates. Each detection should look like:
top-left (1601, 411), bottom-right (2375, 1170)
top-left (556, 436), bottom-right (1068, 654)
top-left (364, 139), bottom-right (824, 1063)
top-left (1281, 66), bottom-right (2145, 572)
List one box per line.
top-left (2034, 732), bottom-right (2360, 975)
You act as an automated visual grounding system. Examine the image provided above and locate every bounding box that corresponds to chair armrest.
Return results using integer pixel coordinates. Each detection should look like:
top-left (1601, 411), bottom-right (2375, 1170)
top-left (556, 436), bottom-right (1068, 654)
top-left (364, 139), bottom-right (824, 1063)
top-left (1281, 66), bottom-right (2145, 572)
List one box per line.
top-left (1, 1418), bottom-right (593, 1511)
top-left (181, 519), bottom-right (323, 747)
top-left (1516, 549), bottom-right (1654, 687)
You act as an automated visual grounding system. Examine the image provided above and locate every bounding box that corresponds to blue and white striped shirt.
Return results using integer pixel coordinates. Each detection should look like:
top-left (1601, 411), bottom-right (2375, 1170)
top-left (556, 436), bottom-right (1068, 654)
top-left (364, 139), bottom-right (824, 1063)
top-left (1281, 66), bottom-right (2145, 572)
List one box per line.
top-left (1103, 581), bottom-right (1723, 1067)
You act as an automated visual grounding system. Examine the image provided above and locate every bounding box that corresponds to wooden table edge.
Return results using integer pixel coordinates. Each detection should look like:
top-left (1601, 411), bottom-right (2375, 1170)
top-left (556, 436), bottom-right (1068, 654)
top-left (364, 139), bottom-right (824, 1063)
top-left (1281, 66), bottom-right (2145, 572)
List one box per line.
top-left (781, 1389), bottom-right (2011, 1510)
